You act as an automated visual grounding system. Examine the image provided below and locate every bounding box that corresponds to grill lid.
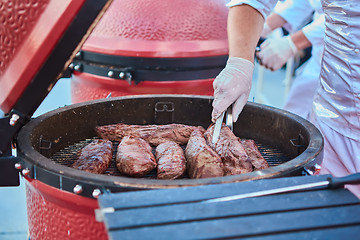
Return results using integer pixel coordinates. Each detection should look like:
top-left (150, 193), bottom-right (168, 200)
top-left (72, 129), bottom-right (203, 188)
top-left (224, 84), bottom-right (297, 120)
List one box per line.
top-left (0, 0), bottom-right (112, 114)
top-left (0, 0), bottom-right (114, 185)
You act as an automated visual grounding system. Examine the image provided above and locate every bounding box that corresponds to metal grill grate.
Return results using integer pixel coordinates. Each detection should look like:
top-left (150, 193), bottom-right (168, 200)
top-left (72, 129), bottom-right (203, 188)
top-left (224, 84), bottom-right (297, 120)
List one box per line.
top-left (50, 137), bottom-right (291, 179)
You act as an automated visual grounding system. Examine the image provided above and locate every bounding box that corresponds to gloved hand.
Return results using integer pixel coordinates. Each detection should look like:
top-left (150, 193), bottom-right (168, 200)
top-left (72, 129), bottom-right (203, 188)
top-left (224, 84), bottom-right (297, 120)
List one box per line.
top-left (256, 35), bottom-right (298, 71)
top-left (212, 57), bottom-right (254, 123)
top-left (261, 22), bottom-right (272, 38)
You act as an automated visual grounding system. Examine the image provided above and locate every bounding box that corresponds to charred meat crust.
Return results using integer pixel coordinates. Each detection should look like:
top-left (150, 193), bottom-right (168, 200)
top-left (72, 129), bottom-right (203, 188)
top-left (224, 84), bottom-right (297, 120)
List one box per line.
top-left (71, 139), bottom-right (113, 174)
top-left (116, 136), bottom-right (157, 177)
top-left (96, 123), bottom-right (205, 146)
top-left (155, 141), bottom-right (186, 179)
top-left (204, 123), bottom-right (253, 175)
top-left (185, 129), bottom-right (224, 179)
top-left (83, 124), bottom-right (268, 178)
top-left (241, 139), bottom-right (269, 170)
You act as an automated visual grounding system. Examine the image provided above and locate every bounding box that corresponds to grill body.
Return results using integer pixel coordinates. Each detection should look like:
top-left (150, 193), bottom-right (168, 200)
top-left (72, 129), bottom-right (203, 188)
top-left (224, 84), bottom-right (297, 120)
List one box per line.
top-left (26, 179), bottom-right (106, 240)
top-left (71, 72), bottom-right (216, 103)
top-left (70, 0), bottom-right (229, 103)
top-left (16, 95), bottom-right (323, 240)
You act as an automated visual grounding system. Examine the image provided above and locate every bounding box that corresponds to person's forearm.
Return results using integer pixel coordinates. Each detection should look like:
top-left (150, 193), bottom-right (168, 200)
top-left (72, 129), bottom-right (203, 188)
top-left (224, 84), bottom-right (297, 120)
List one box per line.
top-left (227, 5), bottom-right (265, 62)
top-left (265, 13), bottom-right (287, 31)
top-left (290, 30), bottom-right (312, 51)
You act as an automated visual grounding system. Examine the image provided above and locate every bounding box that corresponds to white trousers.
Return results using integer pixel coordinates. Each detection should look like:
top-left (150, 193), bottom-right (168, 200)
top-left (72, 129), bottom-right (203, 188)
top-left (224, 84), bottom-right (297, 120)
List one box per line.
top-left (313, 117), bottom-right (360, 198)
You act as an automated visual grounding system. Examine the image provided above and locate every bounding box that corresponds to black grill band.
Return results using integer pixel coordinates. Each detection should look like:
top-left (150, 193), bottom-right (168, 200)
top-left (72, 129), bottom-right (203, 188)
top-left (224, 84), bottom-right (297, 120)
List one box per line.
top-left (71, 51), bottom-right (228, 84)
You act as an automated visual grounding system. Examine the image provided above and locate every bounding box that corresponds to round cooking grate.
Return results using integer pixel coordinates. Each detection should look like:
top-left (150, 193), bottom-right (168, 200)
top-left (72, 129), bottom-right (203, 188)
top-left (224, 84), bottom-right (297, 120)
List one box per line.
top-left (50, 137), bottom-right (291, 179)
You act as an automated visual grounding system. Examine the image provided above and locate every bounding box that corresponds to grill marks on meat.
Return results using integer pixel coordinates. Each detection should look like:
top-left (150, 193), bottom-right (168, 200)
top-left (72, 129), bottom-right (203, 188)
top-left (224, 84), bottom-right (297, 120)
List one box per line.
top-left (204, 124), bottom-right (253, 176)
top-left (76, 123), bottom-right (268, 178)
top-left (116, 136), bottom-right (157, 177)
top-left (241, 139), bottom-right (269, 170)
top-left (155, 141), bottom-right (186, 179)
top-left (185, 129), bottom-right (224, 179)
top-left (96, 123), bottom-right (204, 146)
top-left (71, 139), bottom-right (113, 174)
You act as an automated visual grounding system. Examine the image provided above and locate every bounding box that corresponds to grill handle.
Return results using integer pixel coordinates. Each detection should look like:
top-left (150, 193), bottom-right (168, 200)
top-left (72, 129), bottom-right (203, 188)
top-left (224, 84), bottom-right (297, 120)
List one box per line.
top-left (204, 173), bottom-right (360, 203)
top-left (328, 173), bottom-right (360, 189)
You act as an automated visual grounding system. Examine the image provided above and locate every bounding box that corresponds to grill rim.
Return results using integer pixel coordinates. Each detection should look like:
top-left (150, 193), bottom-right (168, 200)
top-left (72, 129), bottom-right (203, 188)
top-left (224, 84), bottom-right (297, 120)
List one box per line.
top-left (16, 95), bottom-right (324, 198)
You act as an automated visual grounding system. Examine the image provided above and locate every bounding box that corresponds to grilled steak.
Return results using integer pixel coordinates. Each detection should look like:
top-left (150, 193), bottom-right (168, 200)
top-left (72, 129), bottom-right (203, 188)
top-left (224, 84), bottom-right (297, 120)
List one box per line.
top-left (204, 123), bottom-right (253, 175)
top-left (185, 129), bottom-right (224, 179)
top-left (71, 139), bottom-right (113, 174)
top-left (155, 141), bottom-right (186, 179)
top-left (116, 136), bottom-right (156, 177)
top-left (96, 123), bottom-right (204, 146)
top-left (241, 139), bottom-right (269, 170)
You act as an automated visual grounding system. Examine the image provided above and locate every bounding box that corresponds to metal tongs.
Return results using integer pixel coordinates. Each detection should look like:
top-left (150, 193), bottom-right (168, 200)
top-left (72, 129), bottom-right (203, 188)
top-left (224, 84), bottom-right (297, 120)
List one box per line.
top-left (212, 105), bottom-right (233, 144)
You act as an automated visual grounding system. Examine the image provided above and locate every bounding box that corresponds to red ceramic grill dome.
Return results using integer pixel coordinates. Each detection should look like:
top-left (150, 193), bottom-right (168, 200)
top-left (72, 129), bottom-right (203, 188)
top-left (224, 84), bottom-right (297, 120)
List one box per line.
top-left (71, 0), bottom-right (229, 103)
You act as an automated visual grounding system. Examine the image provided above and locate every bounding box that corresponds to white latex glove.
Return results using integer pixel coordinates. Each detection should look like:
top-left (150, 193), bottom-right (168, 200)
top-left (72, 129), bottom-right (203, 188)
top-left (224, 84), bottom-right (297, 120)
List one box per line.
top-left (261, 22), bottom-right (272, 38)
top-left (212, 57), bottom-right (254, 123)
top-left (256, 35), bottom-right (297, 71)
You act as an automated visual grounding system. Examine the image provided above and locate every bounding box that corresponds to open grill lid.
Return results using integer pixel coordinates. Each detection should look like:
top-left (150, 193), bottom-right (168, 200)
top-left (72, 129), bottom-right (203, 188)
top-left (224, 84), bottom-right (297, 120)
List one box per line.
top-left (0, 0), bottom-right (114, 185)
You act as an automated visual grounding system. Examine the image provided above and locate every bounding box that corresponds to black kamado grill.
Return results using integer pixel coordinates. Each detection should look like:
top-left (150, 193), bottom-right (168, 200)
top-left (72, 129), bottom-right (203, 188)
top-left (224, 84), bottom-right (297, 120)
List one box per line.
top-left (0, 0), bottom-right (341, 240)
top-left (17, 94), bottom-right (324, 191)
top-left (5, 93), bottom-right (324, 239)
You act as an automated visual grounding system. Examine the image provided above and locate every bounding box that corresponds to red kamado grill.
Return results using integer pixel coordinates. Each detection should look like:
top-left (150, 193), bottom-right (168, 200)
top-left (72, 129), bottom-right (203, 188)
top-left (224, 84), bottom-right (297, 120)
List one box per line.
top-left (0, 1), bottom-right (325, 240)
top-left (69, 0), bottom-right (229, 103)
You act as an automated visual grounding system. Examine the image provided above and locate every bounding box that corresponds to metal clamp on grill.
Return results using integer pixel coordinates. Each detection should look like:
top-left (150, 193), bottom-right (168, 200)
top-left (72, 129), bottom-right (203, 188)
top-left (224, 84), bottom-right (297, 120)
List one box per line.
top-left (70, 51), bottom-right (227, 85)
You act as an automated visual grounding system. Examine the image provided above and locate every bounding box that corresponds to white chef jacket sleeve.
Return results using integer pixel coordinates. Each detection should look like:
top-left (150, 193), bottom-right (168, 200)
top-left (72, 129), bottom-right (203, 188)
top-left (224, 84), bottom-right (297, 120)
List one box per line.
top-left (274, 0), bottom-right (314, 32)
top-left (302, 13), bottom-right (325, 47)
top-left (226, 0), bottom-right (278, 19)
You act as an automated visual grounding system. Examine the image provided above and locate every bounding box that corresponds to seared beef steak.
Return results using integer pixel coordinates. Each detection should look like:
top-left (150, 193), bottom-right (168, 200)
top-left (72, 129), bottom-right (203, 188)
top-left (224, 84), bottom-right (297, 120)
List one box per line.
top-left (116, 136), bottom-right (156, 177)
top-left (96, 123), bottom-right (204, 146)
top-left (204, 123), bottom-right (253, 175)
top-left (77, 123), bottom-right (267, 178)
top-left (71, 139), bottom-right (113, 174)
top-left (155, 141), bottom-right (186, 179)
top-left (185, 129), bottom-right (224, 179)
top-left (241, 139), bottom-right (269, 170)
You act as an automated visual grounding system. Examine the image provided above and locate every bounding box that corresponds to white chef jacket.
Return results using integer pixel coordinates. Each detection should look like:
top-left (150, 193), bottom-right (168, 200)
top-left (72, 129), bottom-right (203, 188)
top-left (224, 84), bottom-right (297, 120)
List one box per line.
top-left (313, 0), bottom-right (360, 140)
top-left (311, 0), bottom-right (360, 197)
top-left (226, 0), bottom-right (278, 19)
